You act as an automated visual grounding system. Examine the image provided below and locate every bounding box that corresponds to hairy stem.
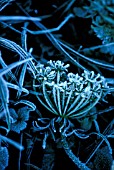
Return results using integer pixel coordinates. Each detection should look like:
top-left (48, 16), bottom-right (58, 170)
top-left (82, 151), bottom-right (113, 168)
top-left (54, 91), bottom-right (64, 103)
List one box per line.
top-left (61, 135), bottom-right (90, 170)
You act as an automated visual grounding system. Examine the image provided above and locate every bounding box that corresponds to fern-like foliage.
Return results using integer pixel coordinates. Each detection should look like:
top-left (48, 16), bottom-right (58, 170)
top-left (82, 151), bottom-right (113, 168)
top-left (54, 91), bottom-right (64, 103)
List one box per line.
top-left (86, 0), bottom-right (114, 44)
top-left (74, 0), bottom-right (114, 44)
top-left (92, 16), bottom-right (114, 44)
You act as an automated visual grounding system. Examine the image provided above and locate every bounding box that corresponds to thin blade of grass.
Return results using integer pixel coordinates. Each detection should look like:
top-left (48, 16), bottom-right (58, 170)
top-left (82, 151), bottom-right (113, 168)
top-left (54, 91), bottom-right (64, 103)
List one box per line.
top-left (89, 132), bottom-right (112, 154)
top-left (0, 16), bottom-right (41, 21)
top-left (23, 14), bottom-right (73, 34)
top-left (17, 63), bottom-right (27, 97)
top-left (58, 40), bottom-right (114, 70)
top-left (0, 58), bottom-right (32, 77)
top-left (0, 77), bottom-right (10, 129)
top-left (17, 7), bottom-right (87, 71)
top-left (6, 82), bottom-right (29, 94)
top-left (0, 51), bottom-right (18, 83)
top-left (14, 100), bottom-right (36, 111)
top-left (0, 0), bottom-right (14, 11)
top-left (0, 134), bottom-right (24, 150)
top-left (0, 37), bottom-right (37, 77)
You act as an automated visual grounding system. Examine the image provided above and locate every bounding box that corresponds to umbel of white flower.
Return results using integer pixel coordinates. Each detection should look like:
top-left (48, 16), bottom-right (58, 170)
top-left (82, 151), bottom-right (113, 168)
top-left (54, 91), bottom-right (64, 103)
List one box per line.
top-left (33, 60), bottom-right (109, 120)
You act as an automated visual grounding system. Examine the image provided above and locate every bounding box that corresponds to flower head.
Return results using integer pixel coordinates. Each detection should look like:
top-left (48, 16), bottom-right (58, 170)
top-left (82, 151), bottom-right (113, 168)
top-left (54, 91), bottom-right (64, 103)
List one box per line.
top-left (48, 60), bottom-right (70, 72)
top-left (34, 60), bottom-right (110, 120)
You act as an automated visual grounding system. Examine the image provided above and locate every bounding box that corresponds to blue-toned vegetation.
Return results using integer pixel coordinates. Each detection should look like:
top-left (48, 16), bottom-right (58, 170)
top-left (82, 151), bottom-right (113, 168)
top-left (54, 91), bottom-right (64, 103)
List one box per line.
top-left (0, 0), bottom-right (114, 170)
